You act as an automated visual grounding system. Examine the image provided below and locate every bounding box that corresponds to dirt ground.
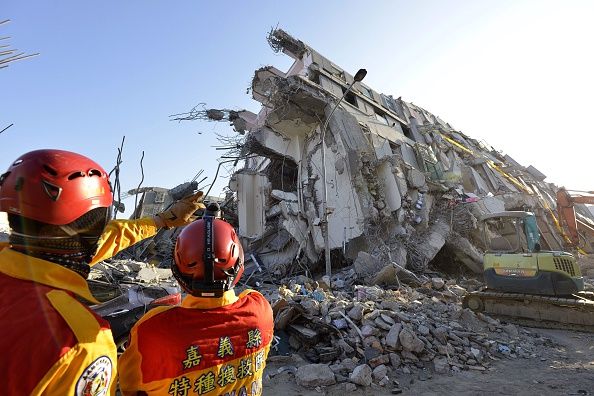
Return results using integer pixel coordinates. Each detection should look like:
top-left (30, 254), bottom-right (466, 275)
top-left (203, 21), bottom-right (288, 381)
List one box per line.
top-left (263, 328), bottom-right (594, 396)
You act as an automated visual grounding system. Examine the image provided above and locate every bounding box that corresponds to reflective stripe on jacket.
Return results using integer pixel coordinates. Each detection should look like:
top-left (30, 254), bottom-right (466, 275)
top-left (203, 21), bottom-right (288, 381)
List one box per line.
top-left (0, 217), bottom-right (158, 395)
top-left (0, 248), bottom-right (117, 395)
top-left (119, 289), bottom-right (274, 396)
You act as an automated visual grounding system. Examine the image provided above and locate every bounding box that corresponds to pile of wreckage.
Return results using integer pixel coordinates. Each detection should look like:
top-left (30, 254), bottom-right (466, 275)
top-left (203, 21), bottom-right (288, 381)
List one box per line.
top-left (0, 211), bottom-right (587, 392)
top-left (175, 28), bottom-right (594, 281)
top-left (259, 270), bottom-right (555, 391)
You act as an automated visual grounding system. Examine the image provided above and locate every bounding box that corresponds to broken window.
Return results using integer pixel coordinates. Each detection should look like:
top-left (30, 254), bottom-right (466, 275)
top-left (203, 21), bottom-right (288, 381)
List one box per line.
top-left (401, 123), bottom-right (414, 140)
top-left (483, 217), bottom-right (524, 253)
top-left (381, 94), bottom-right (398, 113)
top-left (415, 143), bottom-right (443, 181)
top-left (388, 141), bottom-right (400, 155)
top-left (341, 86), bottom-right (358, 107)
top-left (374, 108), bottom-right (389, 125)
top-left (265, 157), bottom-right (298, 192)
top-left (389, 141), bottom-right (400, 155)
top-left (361, 86), bottom-right (374, 100)
top-left (309, 70), bottom-right (321, 85)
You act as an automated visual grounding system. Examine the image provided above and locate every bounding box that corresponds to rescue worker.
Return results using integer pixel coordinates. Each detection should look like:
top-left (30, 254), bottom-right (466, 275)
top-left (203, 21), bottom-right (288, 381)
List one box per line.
top-left (119, 205), bottom-right (274, 396)
top-left (0, 149), bottom-right (204, 395)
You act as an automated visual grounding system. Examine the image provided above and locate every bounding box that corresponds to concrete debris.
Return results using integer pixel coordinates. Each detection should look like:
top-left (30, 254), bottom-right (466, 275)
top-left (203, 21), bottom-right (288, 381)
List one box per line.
top-left (385, 323), bottom-right (402, 349)
top-left (270, 189), bottom-right (298, 202)
top-left (262, 271), bottom-right (555, 390)
top-left (372, 364), bottom-right (388, 381)
top-left (349, 364), bottom-right (372, 386)
top-left (89, 259), bottom-right (178, 287)
top-left (354, 251), bottom-right (385, 279)
top-left (431, 278), bottom-right (445, 290)
top-left (295, 364), bottom-right (336, 387)
top-left (433, 356), bottom-right (450, 374)
top-left (136, 267), bottom-right (173, 283)
top-left (399, 328), bottom-right (425, 353)
top-left (344, 382), bottom-right (357, 392)
top-left (212, 27), bottom-right (594, 279)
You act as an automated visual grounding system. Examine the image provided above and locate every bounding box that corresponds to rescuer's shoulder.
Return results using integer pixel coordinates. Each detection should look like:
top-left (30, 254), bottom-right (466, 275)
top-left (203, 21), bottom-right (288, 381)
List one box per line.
top-left (238, 289), bottom-right (272, 310)
top-left (45, 289), bottom-right (110, 342)
top-left (133, 304), bottom-right (178, 329)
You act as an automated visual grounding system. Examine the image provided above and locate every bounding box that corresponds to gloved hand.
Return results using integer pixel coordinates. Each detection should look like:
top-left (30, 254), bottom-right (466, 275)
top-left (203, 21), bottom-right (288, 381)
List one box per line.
top-left (153, 191), bottom-right (206, 229)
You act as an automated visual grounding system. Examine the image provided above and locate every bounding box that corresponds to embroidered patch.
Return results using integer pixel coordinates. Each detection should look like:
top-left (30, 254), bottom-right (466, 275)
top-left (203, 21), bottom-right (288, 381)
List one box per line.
top-left (75, 355), bottom-right (112, 396)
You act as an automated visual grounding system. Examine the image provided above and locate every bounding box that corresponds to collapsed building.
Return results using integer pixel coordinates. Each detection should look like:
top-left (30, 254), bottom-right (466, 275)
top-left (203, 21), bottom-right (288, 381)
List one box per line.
top-left (207, 29), bottom-right (594, 278)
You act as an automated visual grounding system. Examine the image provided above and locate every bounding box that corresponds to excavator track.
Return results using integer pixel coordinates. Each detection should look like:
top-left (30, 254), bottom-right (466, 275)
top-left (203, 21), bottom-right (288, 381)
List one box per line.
top-left (463, 291), bottom-right (594, 333)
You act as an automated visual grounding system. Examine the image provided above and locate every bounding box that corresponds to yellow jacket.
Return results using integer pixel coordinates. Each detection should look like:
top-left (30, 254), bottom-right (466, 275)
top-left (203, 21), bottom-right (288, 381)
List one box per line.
top-left (92, 217), bottom-right (159, 265)
top-left (119, 289), bottom-right (274, 396)
top-left (0, 217), bottom-right (158, 395)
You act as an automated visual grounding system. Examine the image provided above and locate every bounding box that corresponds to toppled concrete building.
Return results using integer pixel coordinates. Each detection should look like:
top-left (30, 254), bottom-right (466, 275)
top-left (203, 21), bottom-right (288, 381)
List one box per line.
top-left (215, 29), bottom-right (594, 276)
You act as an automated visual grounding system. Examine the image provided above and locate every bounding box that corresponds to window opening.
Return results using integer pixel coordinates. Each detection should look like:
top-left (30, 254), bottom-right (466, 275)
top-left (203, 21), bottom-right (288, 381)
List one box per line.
top-left (342, 86), bottom-right (358, 107)
top-left (362, 86), bottom-right (374, 100)
top-left (374, 108), bottom-right (389, 125)
top-left (389, 141), bottom-right (400, 155)
top-left (401, 123), bottom-right (414, 140)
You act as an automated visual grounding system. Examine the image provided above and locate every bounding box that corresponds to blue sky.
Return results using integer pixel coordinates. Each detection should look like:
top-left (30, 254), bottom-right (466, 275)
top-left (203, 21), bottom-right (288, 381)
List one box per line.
top-left (3, 1), bottom-right (593, 217)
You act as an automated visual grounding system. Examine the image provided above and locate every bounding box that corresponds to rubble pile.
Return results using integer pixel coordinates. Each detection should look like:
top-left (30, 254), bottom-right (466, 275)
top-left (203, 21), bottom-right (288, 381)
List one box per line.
top-left (90, 259), bottom-right (176, 286)
top-left (264, 272), bottom-right (551, 390)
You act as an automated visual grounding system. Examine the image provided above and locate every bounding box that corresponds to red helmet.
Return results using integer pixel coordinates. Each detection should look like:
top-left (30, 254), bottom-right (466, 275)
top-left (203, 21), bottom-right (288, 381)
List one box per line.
top-left (0, 149), bottom-right (113, 225)
top-left (173, 217), bottom-right (244, 297)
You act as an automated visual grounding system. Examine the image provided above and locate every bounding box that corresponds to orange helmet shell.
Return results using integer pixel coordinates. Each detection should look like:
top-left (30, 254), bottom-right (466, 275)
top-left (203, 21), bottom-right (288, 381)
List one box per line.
top-left (173, 217), bottom-right (244, 296)
top-left (0, 149), bottom-right (112, 225)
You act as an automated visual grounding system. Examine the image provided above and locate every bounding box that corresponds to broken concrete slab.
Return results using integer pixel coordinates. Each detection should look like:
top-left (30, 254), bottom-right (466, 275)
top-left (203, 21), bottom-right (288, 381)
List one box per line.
top-left (354, 251), bottom-right (385, 279)
top-left (385, 323), bottom-right (402, 349)
top-left (407, 168), bottom-right (426, 189)
top-left (296, 364), bottom-right (336, 387)
top-left (136, 267), bottom-right (173, 283)
top-left (349, 364), bottom-right (372, 386)
top-left (526, 165), bottom-right (546, 181)
top-left (271, 189), bottom-right (298, 202)
top-left (445, 232), bottom-right (484, 274)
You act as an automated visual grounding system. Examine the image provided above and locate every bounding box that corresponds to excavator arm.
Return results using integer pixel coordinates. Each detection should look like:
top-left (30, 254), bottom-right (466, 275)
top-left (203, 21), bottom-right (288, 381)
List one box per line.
top-left (556, 187), bottom-right (594, 246)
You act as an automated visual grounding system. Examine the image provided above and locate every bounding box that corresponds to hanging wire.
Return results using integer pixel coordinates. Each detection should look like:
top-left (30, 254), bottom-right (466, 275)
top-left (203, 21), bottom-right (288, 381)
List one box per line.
top-left (134, 151), bottom-right (145, 214)
top-left (108, 136), bottom-right (125, 219)
top-left (0, 123), bottom-right (13, 135)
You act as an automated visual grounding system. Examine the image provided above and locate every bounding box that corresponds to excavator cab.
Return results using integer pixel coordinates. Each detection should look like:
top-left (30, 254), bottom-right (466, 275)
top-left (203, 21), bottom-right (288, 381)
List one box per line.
top-left (481, 211), bottom-right (584, 296)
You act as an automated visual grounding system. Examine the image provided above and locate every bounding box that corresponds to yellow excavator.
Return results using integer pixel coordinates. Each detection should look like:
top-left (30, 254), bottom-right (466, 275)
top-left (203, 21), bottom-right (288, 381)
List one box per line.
top-left (463, 210), bottom-right (594, 332)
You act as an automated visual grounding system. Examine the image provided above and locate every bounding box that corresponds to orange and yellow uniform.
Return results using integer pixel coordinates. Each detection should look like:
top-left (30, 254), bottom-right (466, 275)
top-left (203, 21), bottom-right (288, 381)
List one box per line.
top-left (119, 289), bottom-right (274, 396)
top-left (0, 217), bottom-right (158, 395)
